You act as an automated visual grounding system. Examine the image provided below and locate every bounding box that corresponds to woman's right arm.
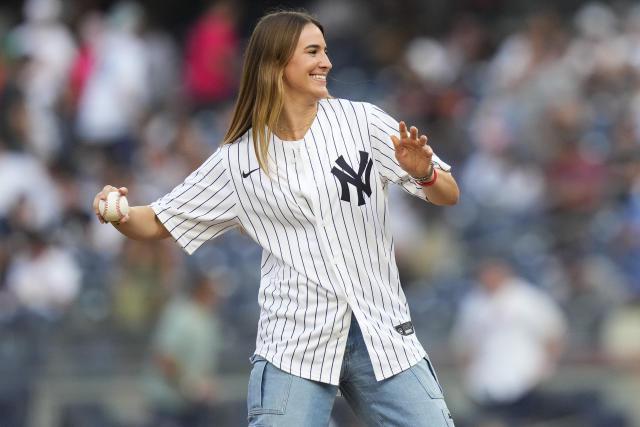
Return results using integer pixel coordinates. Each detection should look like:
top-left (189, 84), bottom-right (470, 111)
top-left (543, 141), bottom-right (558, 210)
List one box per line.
top-left (93, 185), bottom-right (170, 240)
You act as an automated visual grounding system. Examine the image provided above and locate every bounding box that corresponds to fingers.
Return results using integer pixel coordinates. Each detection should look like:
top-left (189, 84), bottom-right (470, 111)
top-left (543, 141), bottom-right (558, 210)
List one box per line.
top-left (395, 123), bottom-right (432, 155)
top-left (410, 126), bottom-right (418, 141)
top-left (93, 188), bottom-right (112, 224)
top-left (93, 199), bottom-right (105, 224)
top-left (399, 121), bottom-right (408, 139)
top-left (399, 122), bottom-right (428, 143)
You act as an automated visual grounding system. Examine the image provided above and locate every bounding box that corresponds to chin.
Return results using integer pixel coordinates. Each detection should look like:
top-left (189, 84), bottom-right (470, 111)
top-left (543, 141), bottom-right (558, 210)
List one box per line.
top-left (313, 88), bottom-right (329, 99)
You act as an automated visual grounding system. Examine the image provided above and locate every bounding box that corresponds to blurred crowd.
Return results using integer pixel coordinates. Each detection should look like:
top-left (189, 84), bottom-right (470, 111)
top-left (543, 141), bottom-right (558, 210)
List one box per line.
top-left (1, 0), bottom-right (640, 425)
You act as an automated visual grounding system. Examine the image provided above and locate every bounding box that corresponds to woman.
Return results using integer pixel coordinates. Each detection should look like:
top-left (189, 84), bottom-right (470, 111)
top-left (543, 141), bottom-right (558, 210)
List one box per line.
top-left (93, 10), bottom-right (459, 427)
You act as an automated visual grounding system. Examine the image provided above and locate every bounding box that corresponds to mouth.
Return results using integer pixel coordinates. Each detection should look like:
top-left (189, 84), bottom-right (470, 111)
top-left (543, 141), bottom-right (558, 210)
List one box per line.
top-left (310, 74), bottom-right (327, 82)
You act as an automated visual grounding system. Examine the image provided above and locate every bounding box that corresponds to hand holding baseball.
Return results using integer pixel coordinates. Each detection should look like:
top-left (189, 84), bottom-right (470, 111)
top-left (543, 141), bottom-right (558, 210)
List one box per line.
top-left (93, 186), bottom-right (130, 224)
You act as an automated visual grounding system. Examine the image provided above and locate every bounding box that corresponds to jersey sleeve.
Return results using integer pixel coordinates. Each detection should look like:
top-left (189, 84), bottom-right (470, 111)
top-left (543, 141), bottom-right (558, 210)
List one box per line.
top-left (366, 103), bottom-right (451, 200)
top-left (150, 147), bottom-right (239, 254)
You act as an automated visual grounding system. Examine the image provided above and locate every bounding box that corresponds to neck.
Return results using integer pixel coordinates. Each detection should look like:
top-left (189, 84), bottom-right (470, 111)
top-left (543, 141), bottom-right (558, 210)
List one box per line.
top-left (275, 99), bottom-right (318, 140)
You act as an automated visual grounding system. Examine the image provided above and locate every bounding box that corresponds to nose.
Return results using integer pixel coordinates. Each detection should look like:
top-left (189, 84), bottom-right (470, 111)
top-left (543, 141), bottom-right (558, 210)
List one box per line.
top-left (320, 51), bottom-right (332, 70)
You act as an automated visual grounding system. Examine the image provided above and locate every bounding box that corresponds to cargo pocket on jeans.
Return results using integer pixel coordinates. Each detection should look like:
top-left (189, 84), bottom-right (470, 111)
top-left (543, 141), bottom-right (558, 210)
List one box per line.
top-left (247, 355), bottom-right (292, 416)
top-left (411, 357), bottom-right (444, 399)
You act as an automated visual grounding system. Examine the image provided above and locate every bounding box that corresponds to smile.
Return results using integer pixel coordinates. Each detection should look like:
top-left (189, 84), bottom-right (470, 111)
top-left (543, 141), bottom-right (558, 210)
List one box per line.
top-left (311, 74), bottom-right (326, 81)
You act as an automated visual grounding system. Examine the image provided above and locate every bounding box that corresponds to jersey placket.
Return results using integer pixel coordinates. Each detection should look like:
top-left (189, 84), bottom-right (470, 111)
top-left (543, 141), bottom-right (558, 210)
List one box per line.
top-left (294, 135), bottom-right (355, 383)
top-left (293, 138), bottom-right (345, 292)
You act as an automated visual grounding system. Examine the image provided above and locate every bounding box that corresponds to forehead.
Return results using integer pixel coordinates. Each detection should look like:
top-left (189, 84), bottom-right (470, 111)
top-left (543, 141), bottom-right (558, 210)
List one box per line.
top-left (295, 23), bottom-right (326, 47)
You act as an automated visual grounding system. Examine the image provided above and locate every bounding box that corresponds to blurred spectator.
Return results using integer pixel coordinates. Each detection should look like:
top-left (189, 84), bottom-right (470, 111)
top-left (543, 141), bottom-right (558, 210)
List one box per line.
top-left (6, 0), bottom-right (76, 162)
top-left (555, 255), bottom-right (628, 354)
top-left (0, 64), bottom-right (63, 231)
top-left (0, 60), bottom-right (30, 152)
top-left (0, 141), bottom-right (62, 231)
top-left (183, 0), bottom-right (240, 111)
top-left (610, 159), bottom-right (640, 295)
top-left (112, 239), bottom-right (176, 336)
top-left (461, 146), bottom-right (544, 215)
top-left (452, 257), bottom-right (628, 426)
top-left (5, 229), bottom-right (81, 319)
top-left (75, 2), bottom-right (148, 164)
top-left (544, 137), bottom-right (608, 251)
top-left (142, 271), bottom-right (224, 427)
top-left (545, 139), bottom-right (607, 215)
top-left (65, 11), bottom-right (103, 114)
top-left (142, 21), bottom-right (181, 110)
top-left (601, 300), bottom-right (640, 372)
top-left (451, 257), bottom-right (568, 423)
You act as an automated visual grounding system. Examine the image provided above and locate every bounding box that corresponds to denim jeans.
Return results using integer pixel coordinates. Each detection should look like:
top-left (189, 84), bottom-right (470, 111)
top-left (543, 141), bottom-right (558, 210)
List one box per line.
top-left (247, 315), bottom-right (455, 426)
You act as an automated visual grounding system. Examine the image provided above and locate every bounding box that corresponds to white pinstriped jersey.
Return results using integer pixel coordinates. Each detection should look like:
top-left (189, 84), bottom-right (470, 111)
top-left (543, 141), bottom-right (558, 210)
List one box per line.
top-left (151, 98), bottom-right (451, 385)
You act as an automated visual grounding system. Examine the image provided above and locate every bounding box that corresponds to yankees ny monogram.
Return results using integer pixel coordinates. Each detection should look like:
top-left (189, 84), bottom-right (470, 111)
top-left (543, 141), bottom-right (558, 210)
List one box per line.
top-left (331, 151), bottom-right (373, 206)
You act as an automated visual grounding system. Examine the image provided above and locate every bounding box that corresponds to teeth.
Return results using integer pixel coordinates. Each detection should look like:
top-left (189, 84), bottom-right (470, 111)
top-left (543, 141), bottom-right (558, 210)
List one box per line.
top-left (311, 75), bottom-right (326, 81)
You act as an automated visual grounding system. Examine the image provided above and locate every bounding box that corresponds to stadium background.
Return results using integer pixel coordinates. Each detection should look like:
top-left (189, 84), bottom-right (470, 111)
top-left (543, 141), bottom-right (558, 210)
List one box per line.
top-left (1, 0), bottom-right (640, 425)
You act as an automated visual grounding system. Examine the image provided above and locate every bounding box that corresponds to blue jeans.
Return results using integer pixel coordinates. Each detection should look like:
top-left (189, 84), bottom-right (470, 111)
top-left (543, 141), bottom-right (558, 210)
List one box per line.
top-left (247, 315), bottom-right (454, 426)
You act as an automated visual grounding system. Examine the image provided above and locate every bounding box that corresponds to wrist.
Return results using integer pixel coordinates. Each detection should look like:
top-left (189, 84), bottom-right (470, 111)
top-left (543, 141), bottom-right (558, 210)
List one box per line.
top-left (412, 165), bottom-right (437, 187)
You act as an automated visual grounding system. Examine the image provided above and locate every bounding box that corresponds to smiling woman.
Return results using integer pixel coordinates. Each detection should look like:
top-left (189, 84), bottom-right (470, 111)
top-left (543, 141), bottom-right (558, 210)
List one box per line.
top-left (92, 9), bottom-right (459, 427)
top-left (279, 23), bottom-right (332, 139)
top-left (221, 12), bottom-right (329, 174)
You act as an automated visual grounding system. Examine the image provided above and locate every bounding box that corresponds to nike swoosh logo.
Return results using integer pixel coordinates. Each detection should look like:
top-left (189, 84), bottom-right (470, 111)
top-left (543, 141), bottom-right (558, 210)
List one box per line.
top-left (242, 167), bottom-right (260, 178)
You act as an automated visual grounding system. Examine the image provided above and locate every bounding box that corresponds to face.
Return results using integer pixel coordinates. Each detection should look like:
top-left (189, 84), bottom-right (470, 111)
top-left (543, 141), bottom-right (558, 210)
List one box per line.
top-left (283, 23), bottom-right (332, 104)
top-left (477, 259), bottom-right (510, 293)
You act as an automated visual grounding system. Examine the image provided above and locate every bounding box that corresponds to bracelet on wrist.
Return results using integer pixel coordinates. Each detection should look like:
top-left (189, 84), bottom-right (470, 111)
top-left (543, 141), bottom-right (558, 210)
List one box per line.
top-left (412, 165), bottom-right (434, 183)
top-left (413, 167), bottom-right (437, 187)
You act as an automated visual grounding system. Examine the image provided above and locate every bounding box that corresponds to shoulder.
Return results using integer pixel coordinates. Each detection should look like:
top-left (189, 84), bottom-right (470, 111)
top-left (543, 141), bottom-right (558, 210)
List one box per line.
top-left (333, 100), bottom-right (395, 123)
top-left (319, 98), bottom-right (376, 124)
top-left (189, 142), bottom-right (237, 177)
top-left (320, 97), bottom-right (370, 110)
top-left (215, 131), bottom-right (251, 160)
top-left (223, 129), bottom-right (251, 148)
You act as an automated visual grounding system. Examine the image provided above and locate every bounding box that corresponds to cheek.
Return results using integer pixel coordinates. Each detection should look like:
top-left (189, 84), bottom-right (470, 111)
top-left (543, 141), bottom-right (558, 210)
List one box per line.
top-left (283, 63), bottom-right (298, 85)
top-left (284, 65), bottom-right (307, 87)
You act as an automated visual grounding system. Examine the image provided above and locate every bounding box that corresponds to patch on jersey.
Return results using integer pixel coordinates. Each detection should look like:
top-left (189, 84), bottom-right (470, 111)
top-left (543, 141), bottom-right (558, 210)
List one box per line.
top-left (394, 321), bottom-right (415, 336)
top-left (331, 151), bottom-right (373, 206)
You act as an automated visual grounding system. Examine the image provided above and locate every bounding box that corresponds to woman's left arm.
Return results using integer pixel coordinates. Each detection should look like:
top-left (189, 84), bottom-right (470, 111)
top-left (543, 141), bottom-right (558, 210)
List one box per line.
top-left (391, 121), bottom-right (459, 206)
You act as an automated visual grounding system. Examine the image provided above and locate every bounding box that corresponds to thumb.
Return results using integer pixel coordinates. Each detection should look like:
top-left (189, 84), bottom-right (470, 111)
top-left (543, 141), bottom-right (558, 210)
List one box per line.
top-left (390, 135), bottom-right (400, 150)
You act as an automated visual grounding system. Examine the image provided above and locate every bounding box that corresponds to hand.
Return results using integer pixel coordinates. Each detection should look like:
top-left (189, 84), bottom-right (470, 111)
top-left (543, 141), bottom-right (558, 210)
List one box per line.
top-left (93, 185), bottom-right (130, 224)
top-left (390, 122), bottom-right (433, 178)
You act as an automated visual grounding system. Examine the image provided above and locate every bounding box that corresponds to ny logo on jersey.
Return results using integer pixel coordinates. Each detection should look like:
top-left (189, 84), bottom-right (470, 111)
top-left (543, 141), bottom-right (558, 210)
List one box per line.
top-left (331, 151), bottom-right (373, 206)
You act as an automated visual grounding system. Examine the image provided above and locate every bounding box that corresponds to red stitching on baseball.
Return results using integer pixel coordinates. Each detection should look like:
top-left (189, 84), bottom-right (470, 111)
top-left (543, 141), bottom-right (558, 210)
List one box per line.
top-left (102, 198), bottom-right (109, 218)
top-left (115, 194), bottom-right (122, 219)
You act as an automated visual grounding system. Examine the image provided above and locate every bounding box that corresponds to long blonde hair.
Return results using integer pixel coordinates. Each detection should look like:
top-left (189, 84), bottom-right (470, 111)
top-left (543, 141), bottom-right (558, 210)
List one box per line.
top-left (222, 10), bottom-right (324, 174)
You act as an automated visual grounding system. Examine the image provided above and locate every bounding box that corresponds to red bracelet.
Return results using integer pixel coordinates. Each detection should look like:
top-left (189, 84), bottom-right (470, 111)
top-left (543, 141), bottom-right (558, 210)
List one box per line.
top-left (416, 168), bottom-right (437, 187)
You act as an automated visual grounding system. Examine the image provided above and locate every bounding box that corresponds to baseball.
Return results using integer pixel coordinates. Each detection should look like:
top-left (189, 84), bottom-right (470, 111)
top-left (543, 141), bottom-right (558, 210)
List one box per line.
top-left (98, 191), bottom-right (129, 223)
